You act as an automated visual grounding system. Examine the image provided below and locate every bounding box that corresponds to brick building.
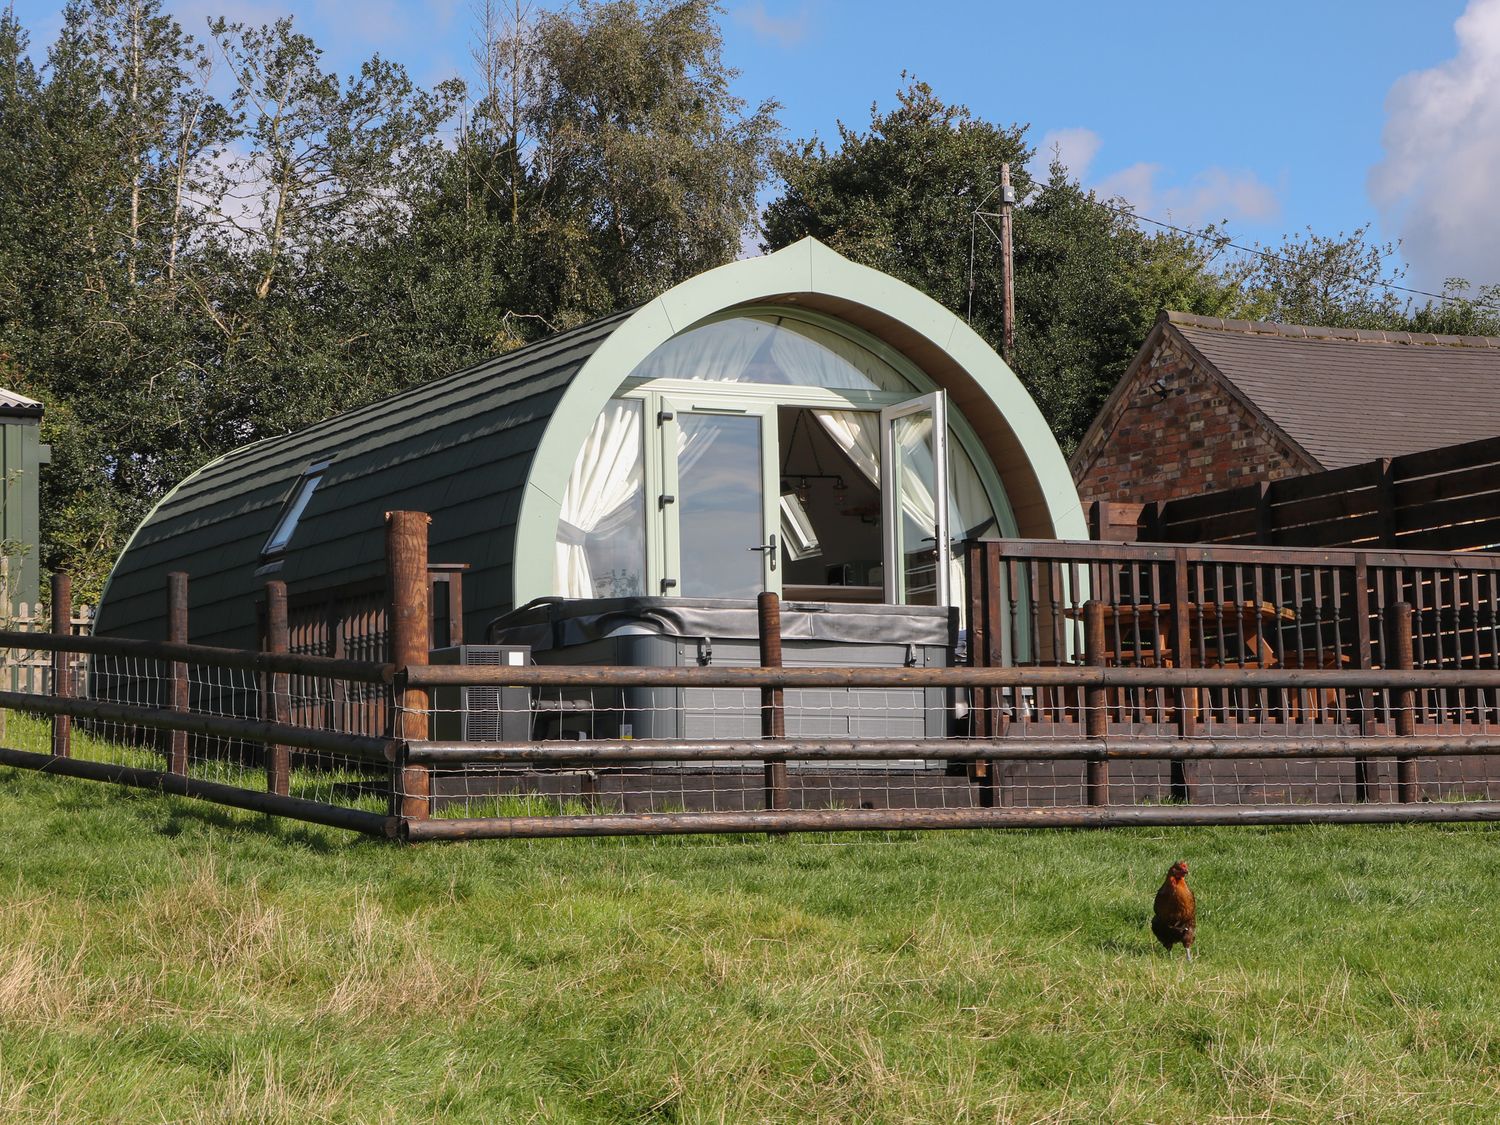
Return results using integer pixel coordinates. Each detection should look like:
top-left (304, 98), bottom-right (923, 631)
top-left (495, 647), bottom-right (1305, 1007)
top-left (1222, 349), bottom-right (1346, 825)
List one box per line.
top-left (1070, 310), bottom-right (1500, 511)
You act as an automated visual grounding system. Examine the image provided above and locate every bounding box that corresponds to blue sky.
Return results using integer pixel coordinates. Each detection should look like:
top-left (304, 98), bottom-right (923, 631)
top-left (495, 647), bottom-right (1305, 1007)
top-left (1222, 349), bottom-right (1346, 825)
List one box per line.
top-left (11, 0), bottom-right (1499, 292)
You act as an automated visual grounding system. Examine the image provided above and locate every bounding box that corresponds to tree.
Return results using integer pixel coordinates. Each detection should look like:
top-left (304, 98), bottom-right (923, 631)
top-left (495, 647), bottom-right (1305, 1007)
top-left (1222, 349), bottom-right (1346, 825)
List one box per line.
top-left (1228, 227), bottom-right (1500, 337)
top-left (1010, 164), bottom-right (1242, 444)
top-left (764, 81), bottom-right (1241, 447)
top-left (765, 78), bottom-right (1028, 310)
top-left (410, 0), bottom-right (780, 353)
top-left (0, 0), bottom-right (223, 595)
top-left (0, 4), bottom-right (467, 597)
top-left (1407, 280), bottom-right (1500, 336)
top-left (1230, 226), bottom-right (1408, 329)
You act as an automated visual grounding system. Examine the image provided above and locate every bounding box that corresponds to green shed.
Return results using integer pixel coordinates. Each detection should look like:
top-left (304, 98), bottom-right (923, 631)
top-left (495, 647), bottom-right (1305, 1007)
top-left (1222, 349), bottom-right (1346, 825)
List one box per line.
top-left (94, 239), bottom-right (1085, 650)
top-left (0, 388), bottom-right (47, 615)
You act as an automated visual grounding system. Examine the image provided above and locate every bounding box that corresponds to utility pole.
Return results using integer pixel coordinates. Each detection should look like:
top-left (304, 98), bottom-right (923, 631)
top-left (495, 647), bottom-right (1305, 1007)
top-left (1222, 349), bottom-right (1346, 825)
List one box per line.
top-left (999, 162), bottom-right (1016, 367)
top-left (968, 167), bottom-right (1019, 366)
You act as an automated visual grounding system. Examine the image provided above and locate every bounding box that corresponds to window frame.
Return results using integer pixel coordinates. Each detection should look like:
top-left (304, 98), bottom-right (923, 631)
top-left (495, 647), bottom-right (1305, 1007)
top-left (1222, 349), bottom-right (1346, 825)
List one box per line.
top-left (560, 307), bottom-right (1020, 607)
top-left (261, 459), bottom-right (332, 558)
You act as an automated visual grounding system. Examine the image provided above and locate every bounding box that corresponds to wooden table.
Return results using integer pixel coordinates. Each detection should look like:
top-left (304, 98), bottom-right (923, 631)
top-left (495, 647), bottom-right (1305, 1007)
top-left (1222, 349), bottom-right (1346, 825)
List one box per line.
top-left (1068, 600), bottom-right (1296, 667)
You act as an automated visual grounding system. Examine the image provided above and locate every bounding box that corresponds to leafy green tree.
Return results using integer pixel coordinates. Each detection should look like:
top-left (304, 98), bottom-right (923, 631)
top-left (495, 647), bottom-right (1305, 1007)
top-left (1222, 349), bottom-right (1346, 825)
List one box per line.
top-left (765, 80), bottom-right (1240, 447)
top-left (1011, 163), bottom-right (1242, 444)
top-left (0, 3), bottom-right (466, 597)
top-left (765, 78), bottom-right (1027, 309)
top-left (1229, 227), bottom-right (1500, 337)
top-left (185, 16), bottom-right (464, 441)
top-left (411, 0), bottom-right (779, 352)
top-left (1407, 280), bottom-right (1500, 336)
top-left (1230, 226), bottom-right (1408, 329)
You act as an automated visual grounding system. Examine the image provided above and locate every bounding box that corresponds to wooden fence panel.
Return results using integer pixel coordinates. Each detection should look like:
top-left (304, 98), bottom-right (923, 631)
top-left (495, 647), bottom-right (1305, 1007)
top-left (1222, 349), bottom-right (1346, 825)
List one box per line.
top-left (1130, 434), bottom-right (1500, 553)
top-left (0, 603), bottom-right (94, 695)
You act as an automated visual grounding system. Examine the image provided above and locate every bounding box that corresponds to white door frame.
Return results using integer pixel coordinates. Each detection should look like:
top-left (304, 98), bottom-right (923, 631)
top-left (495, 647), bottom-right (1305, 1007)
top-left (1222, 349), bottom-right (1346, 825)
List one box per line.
top-left (880, 391), bottom-right (950, 605)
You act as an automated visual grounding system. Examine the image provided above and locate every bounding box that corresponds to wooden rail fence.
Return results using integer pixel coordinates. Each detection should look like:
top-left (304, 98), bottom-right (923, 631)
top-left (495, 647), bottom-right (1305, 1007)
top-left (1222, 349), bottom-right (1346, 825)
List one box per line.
top-left (3, 518), bottom-right (1500, 840)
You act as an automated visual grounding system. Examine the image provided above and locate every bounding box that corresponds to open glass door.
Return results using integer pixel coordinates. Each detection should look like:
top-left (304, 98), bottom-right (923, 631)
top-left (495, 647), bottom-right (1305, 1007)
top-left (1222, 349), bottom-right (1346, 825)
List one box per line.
top-left (659, 401), bottom-right (779, 599)
top-left (880, 392), bottom-right (949, 605)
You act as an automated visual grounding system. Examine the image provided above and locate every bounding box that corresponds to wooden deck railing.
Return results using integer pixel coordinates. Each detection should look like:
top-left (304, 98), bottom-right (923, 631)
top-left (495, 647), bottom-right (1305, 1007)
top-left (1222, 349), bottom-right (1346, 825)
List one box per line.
top-left (964, 538), bottom-right (1500, 740)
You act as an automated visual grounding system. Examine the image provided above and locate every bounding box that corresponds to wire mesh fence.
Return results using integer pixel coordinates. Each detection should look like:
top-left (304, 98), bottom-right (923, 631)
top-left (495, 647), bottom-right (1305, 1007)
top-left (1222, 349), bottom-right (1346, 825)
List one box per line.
top-left (0, 626), bottom-right (398, 835)
top-left (9, 621), bottom-right (1500, 840)
top-left (12, 521), bottom-right (1500, 842)
top-left (394, 659), bottom-right (1500, 840)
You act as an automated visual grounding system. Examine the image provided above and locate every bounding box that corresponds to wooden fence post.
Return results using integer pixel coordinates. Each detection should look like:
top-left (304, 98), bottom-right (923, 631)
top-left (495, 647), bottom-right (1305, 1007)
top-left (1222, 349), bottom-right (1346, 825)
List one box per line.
top-left (1083, 600), bottom-right (1109, 806)
top-left (1170, 549), bottom-right (1195, 803)
top-left (1374, 458), bottom-right (1397, 548)
top-left (758, 591), bottom-right (788, 817)
top-left (446, 571), bottom-right (465, 647)
top-left (264, 580), bottom-right (290, 796)
top-left (50, 572), bottom-right (71, 758)
top-left (1353, 558), bottom-right (1374, 802)
top-left (166, 572), bottom-right (189, 774)
top-left (387, 511), bottom-right (432, 823)
top-left (1390, 601), bottom-right (1418, 803)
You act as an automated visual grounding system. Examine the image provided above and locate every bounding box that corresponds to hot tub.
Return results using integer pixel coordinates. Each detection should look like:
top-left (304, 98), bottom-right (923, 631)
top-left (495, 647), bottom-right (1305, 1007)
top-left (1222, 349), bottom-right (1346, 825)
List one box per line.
top-left (488, 596), bottom-right (956, 742)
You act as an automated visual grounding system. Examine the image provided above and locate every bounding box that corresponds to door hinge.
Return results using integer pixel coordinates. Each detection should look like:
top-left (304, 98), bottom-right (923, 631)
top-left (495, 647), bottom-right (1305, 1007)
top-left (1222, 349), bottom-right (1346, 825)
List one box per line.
top-left (657, 409), bottom-right (675, 425)
top-left (660, 577), bottom-right (678, 593)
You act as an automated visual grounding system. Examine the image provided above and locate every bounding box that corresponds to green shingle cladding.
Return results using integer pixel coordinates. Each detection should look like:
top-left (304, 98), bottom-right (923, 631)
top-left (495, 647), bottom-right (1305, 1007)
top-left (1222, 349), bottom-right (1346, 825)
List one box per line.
top-left (94, 310), bottom-right (633, 650)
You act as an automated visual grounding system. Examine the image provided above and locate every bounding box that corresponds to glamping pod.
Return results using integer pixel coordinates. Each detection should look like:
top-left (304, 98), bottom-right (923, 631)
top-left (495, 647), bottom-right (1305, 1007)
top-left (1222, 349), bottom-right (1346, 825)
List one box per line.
top-left (94, 240), bottom-right (1084, 693)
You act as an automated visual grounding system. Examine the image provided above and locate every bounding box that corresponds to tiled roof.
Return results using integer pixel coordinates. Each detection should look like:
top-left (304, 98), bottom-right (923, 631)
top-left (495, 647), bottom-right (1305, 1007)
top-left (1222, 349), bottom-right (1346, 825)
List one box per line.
top-left (1166, 311), bottom-right (1500, 470)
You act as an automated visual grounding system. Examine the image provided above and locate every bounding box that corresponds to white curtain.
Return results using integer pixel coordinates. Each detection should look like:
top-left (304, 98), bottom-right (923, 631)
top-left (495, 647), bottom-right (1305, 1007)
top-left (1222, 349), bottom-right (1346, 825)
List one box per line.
top-left (950, 447), bottom-right (999, 540)
top-left (556, 400), bottom-right (644, 598)
top-left (811, 409), bottom-right (881, 487)
top-left (766, 320), bottom-right (907, 392)
top-left (814, 408), bottom-right (940, 537)
top-left (632, 319), bottom-right (767, 383)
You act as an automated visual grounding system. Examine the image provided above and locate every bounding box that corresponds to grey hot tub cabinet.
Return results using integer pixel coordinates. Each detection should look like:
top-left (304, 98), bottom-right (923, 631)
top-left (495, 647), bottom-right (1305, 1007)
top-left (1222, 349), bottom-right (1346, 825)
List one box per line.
top-left (488, 596), bottom-right (956, 741)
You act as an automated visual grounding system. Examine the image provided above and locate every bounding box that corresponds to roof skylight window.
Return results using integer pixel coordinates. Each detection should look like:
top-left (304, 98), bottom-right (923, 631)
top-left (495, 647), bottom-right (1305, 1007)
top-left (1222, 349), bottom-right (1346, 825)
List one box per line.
top-left (263, 460), bottom-right (331, 556)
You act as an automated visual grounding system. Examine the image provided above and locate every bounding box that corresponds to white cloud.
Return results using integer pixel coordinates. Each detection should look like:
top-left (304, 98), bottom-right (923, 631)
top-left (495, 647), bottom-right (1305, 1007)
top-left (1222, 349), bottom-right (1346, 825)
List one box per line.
top-left (1095, 163), bottom-right (1280, 227)
top-left (1031, 126), bottom-right (1281, 228)
top-left (732, 2), bottom-right (811, 48)
top-left (1092, 161), bottom-right (1159, 208)
top-left (1369, 0), bottom-right (1500, 288)
top-left (1029, 127), bottom-right (1102, 182)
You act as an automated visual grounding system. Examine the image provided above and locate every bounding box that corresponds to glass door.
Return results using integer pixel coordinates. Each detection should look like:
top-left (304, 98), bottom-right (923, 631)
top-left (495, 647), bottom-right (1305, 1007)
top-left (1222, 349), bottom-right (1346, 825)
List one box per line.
top-left (880, 392), bottom-right (949, 605)
top-left (659, 401), bottom-right (779, 599)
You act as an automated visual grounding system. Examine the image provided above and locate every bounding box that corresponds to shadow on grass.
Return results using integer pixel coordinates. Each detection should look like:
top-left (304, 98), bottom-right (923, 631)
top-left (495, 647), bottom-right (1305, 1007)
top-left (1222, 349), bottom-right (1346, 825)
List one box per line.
top-left (1, 764), bottom-right (378, 854)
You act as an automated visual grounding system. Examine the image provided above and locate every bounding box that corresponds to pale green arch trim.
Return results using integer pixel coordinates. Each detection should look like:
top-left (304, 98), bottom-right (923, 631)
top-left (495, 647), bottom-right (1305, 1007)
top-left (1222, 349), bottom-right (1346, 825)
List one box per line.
top-left (512, 237), bottom-right (1086, 605)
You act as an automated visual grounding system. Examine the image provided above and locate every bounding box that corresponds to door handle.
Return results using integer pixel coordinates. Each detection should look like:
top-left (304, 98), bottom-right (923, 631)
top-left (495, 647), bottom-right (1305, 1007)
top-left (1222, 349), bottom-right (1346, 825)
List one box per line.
top-left (748, 534), bottom-right (778, 572)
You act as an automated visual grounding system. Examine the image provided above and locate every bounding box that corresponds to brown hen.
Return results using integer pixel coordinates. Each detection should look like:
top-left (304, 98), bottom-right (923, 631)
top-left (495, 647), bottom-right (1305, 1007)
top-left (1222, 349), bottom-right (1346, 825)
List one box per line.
top-left (1151, 860), bottom-right (1196, 960)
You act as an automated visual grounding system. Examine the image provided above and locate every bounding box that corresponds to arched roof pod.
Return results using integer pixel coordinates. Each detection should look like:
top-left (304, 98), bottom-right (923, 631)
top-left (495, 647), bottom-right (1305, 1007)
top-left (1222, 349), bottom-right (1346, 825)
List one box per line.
top-left (513, 237), bottom-right (1084, 602)
top-left (93, 238), bottom-right (1080, 651)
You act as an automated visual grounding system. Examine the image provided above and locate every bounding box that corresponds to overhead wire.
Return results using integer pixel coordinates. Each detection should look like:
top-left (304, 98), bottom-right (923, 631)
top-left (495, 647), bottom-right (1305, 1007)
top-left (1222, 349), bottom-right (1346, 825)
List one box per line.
top-left (973, 189), bottom-right (1500, 316)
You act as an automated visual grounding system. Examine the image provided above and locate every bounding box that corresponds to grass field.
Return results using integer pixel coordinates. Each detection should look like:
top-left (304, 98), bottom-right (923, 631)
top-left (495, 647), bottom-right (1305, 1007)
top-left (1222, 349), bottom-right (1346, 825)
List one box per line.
top-left (1, 764), bottom-right (1499, 1123)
